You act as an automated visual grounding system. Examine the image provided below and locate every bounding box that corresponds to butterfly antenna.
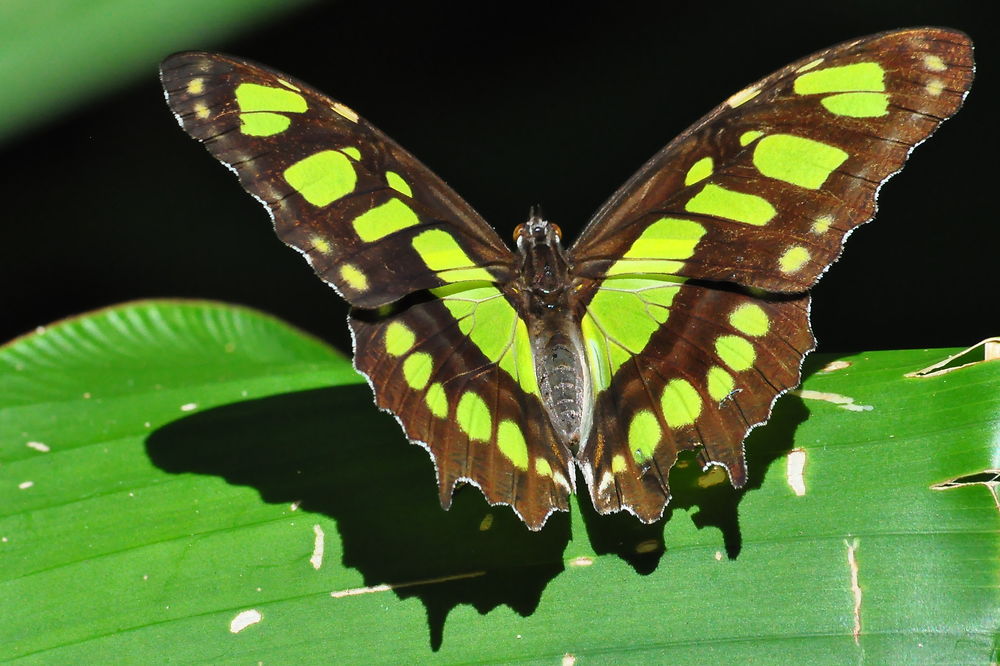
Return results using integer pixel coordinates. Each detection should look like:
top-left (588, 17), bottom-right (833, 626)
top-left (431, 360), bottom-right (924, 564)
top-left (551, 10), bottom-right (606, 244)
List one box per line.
top-left (528, 204), bottom-right (545, 221)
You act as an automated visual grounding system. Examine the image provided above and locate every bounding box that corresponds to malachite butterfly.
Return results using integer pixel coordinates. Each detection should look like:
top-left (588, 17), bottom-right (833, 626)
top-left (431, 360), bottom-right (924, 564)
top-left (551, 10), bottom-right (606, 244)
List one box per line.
top-left (160, 28), bottom-right (973, 530)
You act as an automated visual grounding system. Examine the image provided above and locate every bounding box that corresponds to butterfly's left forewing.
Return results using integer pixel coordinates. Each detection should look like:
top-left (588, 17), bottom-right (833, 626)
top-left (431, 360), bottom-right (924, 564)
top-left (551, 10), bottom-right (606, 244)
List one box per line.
top-left (160, 52), bottom-right (514, 308)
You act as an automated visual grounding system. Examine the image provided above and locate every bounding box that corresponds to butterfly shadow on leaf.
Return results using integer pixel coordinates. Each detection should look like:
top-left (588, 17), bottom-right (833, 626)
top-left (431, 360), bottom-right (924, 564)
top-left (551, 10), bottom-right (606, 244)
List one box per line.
top-left (145, 384), bottom-right (570, 651)
top-left (579, 361), bottom-right (816, 573)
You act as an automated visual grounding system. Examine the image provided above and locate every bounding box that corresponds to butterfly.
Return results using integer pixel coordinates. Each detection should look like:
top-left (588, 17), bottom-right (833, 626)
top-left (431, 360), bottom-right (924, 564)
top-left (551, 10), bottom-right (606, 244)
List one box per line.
top-left (160, 27), bottom-right (973, 530)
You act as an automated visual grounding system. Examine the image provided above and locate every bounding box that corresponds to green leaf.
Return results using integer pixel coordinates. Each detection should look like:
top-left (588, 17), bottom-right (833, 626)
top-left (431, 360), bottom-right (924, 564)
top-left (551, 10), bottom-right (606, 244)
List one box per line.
top-left (0, 0), bottom-right (317, 143)
top-left (2, 300), bottom-right (997, 661)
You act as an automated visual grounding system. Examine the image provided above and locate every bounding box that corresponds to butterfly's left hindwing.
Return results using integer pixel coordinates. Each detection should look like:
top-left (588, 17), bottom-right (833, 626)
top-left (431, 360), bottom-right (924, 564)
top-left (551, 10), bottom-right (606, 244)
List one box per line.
top-left (350, 289), bottom-right (574, 528)
top-left (160, 52), bottom-right (514, 309)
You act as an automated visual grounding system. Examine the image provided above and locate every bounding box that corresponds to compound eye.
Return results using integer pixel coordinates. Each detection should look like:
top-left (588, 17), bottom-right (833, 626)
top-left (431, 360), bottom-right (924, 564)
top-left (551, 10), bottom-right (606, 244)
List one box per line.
top-left (551, 223), bottom-right (562, 240)
top-left (512, 223), bottom-right (525, 242)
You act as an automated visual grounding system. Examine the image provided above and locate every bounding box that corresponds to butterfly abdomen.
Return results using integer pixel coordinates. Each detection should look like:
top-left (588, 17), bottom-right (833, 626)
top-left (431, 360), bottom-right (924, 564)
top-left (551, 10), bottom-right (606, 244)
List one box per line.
top-left (534, 329), bottom-right (591, 451)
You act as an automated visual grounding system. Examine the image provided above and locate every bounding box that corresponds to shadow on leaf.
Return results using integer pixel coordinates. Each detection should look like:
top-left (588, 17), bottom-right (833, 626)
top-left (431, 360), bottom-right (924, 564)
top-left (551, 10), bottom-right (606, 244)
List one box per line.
top-left (146, 384), bottom-right (567, 650)
top-left (146, 356), bottom-right (821, 649)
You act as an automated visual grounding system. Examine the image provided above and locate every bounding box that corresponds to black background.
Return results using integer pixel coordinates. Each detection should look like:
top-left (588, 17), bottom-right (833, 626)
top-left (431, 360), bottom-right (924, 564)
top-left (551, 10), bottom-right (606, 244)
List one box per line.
top-left (2, 1), bottom-right (995, 354)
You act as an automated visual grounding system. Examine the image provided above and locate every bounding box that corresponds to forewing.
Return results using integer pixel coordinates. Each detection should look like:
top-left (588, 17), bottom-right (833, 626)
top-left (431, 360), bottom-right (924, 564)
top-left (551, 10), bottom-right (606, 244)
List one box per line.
top-left (571, 28), bottom-right (973, 292)
top-left (350, 286), bottom-right (574, 530)
top-left (160, 52), bottom-right (514, 308)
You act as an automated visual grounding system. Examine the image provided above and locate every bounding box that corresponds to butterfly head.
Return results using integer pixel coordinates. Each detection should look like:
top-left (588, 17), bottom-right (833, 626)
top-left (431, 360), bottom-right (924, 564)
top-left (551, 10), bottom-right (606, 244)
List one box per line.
top-left (513, 206), bottom-right (563, 251)
top-left (514, 207), bottom-right (568, 297)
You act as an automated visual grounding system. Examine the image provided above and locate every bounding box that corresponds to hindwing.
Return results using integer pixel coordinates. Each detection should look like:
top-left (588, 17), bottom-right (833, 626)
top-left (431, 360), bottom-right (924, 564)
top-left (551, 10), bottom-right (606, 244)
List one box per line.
top-left (350, 286), bottom-right (574, 527)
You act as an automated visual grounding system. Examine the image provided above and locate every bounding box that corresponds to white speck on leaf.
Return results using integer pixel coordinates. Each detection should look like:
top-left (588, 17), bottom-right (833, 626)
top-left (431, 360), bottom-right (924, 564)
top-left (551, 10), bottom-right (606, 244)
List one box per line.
top-left (794, 389), bottom-right (873, 412)
top-left (310, 524), bottom-right (325, 570)
top-left (26, 441), bottom-right (50, 452)
top-left (786, 449), bottom-right (807, 496)
top-left (846, 538), bottom-right (862, 645)
top-left (230, 609), bottom-right (263, 633)
top-left (819, 360), bottom-right (852, 373)
top-left (180, 402), bottom-right (198, 412)
top-left (18, 481), bottom-right (33, 490)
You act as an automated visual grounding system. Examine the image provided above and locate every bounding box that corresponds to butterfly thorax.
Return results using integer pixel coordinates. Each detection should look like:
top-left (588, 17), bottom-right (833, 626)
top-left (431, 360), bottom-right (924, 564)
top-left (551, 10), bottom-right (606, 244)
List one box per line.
top-left (514, 216), bottom-right (593, 454)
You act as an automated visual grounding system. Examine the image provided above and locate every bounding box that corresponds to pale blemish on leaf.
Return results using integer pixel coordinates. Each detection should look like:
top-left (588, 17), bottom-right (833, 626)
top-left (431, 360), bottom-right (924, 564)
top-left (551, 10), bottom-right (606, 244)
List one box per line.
top-left (786, 448), bottom-right (807, 496)
top-left (794, 389), bottom-right (873, 412)
top-left (568, 556), bottom-right (594, 567)
top-left (714, 551), bottom-right (723, 561)
top-left (18, 481), bottom-right (33, 490)
top-left (562, 654), bottom-right (577, 666)
top-left (310, 524), bottom-right (325, 570)
top-left (905, 337), bottom-right (1000, 377)
top-left (932, 470), bottom-right (1000, 512)
top-left (180, 402), bottom-right (198, 412)
top-left (634, 539), bottom-right (661, 554)
top-left (330, 571), bottom-right (484, 598)
top-left (26, 441), bottom-right (50, 452)
top-left (229, 609), bottom-right (262, 633)
top-left (697, 465), bottom-right (728, 487)
top-left (290, 500), bottom-right (301, 511)
top-left (845, 538), bottom-right (862, 645)
top-left (819, 360), bottom-right (852, 373)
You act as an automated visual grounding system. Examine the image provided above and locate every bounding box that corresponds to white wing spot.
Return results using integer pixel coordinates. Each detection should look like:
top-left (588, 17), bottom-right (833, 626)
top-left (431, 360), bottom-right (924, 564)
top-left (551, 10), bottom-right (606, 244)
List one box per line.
top-left (796, 58), bottom-right (824, 73)
top-left (229, 609), bottom-right (262, 633)
top-left (923, 54), bottom-right (947, 72)
top-left (726, 85), bottom-right (761, 108)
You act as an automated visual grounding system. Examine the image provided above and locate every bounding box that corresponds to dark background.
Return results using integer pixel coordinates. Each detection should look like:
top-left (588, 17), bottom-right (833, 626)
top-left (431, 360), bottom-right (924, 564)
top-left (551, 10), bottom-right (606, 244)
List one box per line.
top-left (2, 1), bottom-right (995, 355)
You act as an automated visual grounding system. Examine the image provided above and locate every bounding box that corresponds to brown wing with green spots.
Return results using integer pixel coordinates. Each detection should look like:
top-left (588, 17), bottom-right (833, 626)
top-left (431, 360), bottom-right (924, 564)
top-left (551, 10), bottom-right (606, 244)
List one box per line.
top-left (570, 28), bottom-right (974, 292)
top-left (569, 27), bottom-right (973, 521)
top-left (577, 281), bottom-right (812, 521)
top-left (160, 52), bottom-right (514, 309)
top-left (349, 289), bottom-right (574, 529)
